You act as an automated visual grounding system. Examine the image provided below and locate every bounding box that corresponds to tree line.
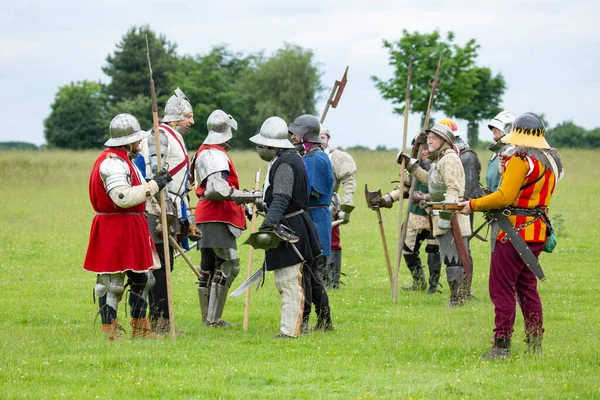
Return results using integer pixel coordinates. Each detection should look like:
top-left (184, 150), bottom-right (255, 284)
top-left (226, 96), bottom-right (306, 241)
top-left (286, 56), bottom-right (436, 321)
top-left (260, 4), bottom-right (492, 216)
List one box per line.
top-left (44, 26), bottom-right (323, 150)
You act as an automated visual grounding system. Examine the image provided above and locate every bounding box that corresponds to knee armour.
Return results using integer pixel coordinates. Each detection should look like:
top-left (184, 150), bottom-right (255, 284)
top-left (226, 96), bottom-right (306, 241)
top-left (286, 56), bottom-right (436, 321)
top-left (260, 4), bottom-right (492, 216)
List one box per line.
top-left (95, 273), bottom-right (125, 312)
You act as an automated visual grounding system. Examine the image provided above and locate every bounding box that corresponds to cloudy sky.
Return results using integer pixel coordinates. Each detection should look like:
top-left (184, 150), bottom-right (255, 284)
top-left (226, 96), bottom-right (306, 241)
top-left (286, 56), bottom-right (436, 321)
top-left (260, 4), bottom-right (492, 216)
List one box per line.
top-left (2, 0), bottom-right (598, 148)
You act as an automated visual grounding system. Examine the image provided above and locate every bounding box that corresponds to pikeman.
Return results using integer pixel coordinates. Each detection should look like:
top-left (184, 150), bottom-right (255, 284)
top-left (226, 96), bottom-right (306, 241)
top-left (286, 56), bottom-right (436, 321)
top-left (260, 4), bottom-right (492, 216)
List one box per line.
top-left (397, 124), bottom-right (472, 306)
top-left (194, 110), bottom-right (261, 327)
top-left (368, 133), bottom-right (442, 295)
top-left (458, 112), bottom-right (563, 359)
top-left (139, 87), bottom-right (197, 334)
top-left (84, 113), bottom-right (171, 341)
top-left (319, 123), bottom-right (357, 289)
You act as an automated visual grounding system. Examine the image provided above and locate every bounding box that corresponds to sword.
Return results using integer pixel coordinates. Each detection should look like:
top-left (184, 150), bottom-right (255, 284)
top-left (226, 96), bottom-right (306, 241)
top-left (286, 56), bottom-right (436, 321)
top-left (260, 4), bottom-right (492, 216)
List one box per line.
top-left (230, 263), bottom-right (265, 297)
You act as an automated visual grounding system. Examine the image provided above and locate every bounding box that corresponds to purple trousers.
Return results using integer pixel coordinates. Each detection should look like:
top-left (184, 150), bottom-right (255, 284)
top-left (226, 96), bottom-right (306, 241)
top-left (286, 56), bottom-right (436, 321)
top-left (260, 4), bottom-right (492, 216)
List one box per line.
top-left (489, 241), bottom-right (545, 339)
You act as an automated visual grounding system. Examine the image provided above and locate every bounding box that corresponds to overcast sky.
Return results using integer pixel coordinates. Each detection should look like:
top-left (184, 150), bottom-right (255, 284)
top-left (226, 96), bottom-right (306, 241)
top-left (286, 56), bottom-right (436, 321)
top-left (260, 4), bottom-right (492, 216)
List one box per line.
top-left (2, 0), bottom-right (598, 148)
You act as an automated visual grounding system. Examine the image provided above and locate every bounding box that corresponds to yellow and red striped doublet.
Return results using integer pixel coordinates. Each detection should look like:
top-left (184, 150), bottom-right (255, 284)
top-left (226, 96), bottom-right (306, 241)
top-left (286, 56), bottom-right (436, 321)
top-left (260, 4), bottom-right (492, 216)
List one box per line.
top-left (470, 152), bottom-right (556, 243)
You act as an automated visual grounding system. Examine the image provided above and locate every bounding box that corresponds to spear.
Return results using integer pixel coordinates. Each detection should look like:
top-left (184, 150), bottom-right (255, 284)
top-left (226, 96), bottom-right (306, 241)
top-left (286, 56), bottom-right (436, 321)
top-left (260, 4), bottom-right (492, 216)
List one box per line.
top-left (396, 54), bottom-right (443, 301)
top-left (243, 168), bottom-right (261, 331)
top-left (320, 66), bottom-right (349, 123)
top-left (146, 35), bottom-right (176, 340)
top-left (392, 56), bottom-right (412, 303)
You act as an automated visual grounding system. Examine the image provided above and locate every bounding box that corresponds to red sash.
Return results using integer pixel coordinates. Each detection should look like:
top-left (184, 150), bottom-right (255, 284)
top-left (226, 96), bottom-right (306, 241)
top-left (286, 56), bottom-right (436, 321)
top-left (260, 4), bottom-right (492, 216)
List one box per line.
top-left (159, 124), bottom-right (188, 176)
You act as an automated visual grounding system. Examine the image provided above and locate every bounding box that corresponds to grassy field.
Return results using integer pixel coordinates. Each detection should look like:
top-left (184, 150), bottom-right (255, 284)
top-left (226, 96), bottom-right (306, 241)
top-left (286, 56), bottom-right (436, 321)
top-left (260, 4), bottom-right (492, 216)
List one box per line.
top-left (0, 148), bottom-right (598, 399)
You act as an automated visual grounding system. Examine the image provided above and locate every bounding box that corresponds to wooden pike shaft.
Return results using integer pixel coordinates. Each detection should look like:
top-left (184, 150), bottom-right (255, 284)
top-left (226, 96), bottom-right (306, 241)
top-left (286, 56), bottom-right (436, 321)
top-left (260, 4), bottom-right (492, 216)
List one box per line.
top-left (147, 36), bottom-right (176, 340)
top-left (376, 209), bottom-right (394, 286)
top-left (423, 54), bottom-right (442, 130)
top-left (320, 66), bottom-right (348, 124)
top-left (243, 169), bottom-right (261, 331)
top-left (169, 236), bottom-right (201, 279)
top-left (392, 57), bottom-right (412, 304)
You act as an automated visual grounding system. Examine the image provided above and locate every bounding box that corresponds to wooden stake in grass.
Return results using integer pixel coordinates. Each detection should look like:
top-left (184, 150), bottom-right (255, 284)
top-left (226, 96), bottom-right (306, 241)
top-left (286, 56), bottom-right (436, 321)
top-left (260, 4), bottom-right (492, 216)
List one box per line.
top-left (243, 168), bottom-right (261, 331)
top-left (146, 35), bottom-right (176, 340)
top-left (392, 56), bottom-right (412, 303)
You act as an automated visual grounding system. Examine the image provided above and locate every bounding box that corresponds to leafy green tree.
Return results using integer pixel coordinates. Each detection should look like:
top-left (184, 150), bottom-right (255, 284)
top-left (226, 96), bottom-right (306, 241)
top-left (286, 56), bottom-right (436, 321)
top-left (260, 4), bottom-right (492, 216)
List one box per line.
top-left (0, 142), bottom-right (38, 151)
top-left (372, 30), bottom-right (505, 145)
top-left (44, 81), bottom-right (109, 149)
top-left (586, 127), bottom-right (600, 148)
top-left (103, 25), bottom-right (178, 105)
top-left (546, 121), bottom-right (587, 148)
top-left (250, 43), bottom-right (323, 132)
top-left (167, 46), bottom-right (258, 150)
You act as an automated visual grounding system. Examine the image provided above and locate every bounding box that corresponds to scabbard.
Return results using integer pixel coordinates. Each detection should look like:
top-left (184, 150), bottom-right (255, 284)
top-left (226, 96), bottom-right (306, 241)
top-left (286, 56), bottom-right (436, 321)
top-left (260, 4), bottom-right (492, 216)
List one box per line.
top-left (491, 209), bottom-right (546, 281)
top-left (450, 214), bottom-right (472, 279)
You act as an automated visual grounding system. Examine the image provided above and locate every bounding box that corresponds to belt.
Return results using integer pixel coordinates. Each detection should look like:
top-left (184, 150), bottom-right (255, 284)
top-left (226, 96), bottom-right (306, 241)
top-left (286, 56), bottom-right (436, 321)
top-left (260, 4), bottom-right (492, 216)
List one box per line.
top-left (501, 207), bottom-right (547, 217)
top-left (284, 210), bottom-right (305, 218)
top-left (96, 212), bottom-right (145, 216)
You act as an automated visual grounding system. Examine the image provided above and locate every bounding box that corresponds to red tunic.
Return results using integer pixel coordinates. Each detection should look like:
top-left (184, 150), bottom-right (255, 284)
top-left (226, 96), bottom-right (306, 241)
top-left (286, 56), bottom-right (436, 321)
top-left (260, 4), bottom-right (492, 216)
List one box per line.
top-left (194, 144), bottom-right (246, 229)
top-left (83, 149), bottom-right (155, 274)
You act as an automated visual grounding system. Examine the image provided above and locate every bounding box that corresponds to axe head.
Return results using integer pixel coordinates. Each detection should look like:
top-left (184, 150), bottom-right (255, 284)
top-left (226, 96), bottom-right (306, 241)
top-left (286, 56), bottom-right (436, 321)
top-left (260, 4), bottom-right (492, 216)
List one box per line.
top-left (331, 66), bottom-right (348, 108)
top-left (364, 184), bottom-right (382, 210)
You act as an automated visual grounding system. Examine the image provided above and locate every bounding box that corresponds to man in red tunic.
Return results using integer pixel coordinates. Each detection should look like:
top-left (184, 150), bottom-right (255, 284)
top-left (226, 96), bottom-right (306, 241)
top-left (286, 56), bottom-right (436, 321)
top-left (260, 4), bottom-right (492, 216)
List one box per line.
top-left (83, 113), bottom-right (171, 341)
top-left (194, 109), bottom-right (261, 327)
top-left (459, 112), bottom-right (563, 358)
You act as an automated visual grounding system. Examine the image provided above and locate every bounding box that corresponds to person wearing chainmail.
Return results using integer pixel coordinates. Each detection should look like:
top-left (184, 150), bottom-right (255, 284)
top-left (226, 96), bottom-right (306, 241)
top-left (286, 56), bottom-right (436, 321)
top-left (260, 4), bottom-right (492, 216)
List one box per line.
top-left (486, 111), bottom-right (516, 192)
top-left (459, 112), bottom-right (563, 359)
top-left (369, 136), bottom-right (442, 295)
top-left (194, 110), bottom-right (261, 327)
top-left (289, 114), bottom-right (335, 332)
top-left (138, 87), bottom-right (197, 334)
top-left (250, 116), bottom-right (322, 338)
top-left (319, 124), bottom-right (357, 289)
top-left (83, 114), bottom-right (171, 341)
top-left (398, 124), bottom-right (472, 307)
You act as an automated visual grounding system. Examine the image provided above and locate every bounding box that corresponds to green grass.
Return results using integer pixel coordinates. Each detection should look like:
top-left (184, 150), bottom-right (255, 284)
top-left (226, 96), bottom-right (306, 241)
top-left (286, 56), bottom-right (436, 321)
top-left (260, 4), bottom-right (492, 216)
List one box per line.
top-left (0, 149), bottom-right (598, 399)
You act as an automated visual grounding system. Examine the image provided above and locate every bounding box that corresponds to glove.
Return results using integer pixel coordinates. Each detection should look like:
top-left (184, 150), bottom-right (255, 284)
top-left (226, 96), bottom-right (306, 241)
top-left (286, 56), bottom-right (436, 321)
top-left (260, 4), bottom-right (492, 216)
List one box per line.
top-left (152, 169), bottom-right (172, 190)
top-left (244, 204), bottom-right (254, 221)
top-left (377, 193), bottom-right (394, 208)
top-left (338, 211), bottom-right (350, 225)
top-left (255, 198), bottom-right (267, 213)
top-left (396, 152), bottom-right (418, 172)
top-left (414, 131), bottom-right (428, 146)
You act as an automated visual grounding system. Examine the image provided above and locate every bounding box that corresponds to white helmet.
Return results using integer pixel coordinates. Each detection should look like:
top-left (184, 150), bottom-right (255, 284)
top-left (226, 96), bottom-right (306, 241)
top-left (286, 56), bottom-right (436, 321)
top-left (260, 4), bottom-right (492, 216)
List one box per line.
top-left (319, 123), bottom-right (330, 137)
top-left (488, 111), bottom-right (516, 137)
top-left (250, 117), bottom-right (295, 149)
top-left (203, 109), bottom-right (238, 145)
top-left (104, 114), bottom-right (149, 147)
top-left (162, 87), bottom-right (193, 123)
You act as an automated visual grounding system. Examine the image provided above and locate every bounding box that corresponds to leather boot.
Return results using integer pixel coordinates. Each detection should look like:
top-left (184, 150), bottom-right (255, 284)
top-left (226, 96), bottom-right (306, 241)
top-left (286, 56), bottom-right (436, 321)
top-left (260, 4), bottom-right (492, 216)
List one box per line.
top-left (524, 335), bottom-right (543, 355)
top-left (130, 318), bottom-right (165, 339)
top-left (447, 266), bottom-right (466, 307)
top-left (427, 251), bottom-right (442, 294)
top-left (101, 319), bottom-right (127, 342)
top-left (327, 250), bottom-right (343, 289)
top-left (483, 337), bottom-right (511, 359)
top-left (402, 253), bottom-right (427, 291)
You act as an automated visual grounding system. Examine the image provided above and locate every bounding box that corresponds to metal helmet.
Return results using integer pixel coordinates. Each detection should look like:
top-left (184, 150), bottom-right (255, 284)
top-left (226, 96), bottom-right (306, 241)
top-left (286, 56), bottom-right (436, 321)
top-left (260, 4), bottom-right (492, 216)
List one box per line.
top-left (487, 111), bottom-right (516, 137)
top-left (249, 116), bottom-right (295, 149)
top-left (502, 112), bottom-right (550, 149)
top-left (453, 131), bottom-right (469, 151)
top-left (288, 114), bottom-right (322, 143)
top-left (104, 113), bottom-right (150, 147)
top-left (203, 109), bottom-right (238, 145)
top-left (320, 123), bottom-right (330, 137)
top-left (439, 118), bottom-right (458, 132)
top-left (162, 87), bottom-right (193, 123)
top-left (426, 124), bottom-right (456, 146)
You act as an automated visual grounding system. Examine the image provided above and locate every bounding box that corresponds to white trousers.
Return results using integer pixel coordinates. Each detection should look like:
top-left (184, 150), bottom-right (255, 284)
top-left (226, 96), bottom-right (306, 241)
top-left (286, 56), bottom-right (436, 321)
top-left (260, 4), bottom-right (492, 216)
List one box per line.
top-left (274, 263), bottom-right (304, 337)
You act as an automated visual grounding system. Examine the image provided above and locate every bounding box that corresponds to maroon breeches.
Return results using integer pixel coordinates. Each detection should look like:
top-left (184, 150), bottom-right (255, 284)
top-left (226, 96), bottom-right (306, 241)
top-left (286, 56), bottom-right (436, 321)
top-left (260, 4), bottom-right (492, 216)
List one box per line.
top-left (489, 241), bottom-right (545, 339)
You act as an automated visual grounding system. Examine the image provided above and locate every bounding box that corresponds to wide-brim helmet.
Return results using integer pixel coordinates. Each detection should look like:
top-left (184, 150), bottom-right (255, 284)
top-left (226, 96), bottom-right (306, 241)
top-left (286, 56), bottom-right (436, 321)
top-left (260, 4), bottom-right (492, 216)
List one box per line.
top-left (488, 111), bottom-right (516, 137)
top-left (250, 116), bottom-right (295, 149)
top-left (453, 131), bottom-right (469, 151)
top-left (425, 123), bottom-right (456, 146)
top-left (104, 113), bottom-right (150, 147)
top-left (288, 114), bottom-right (322, 143)
top-left (320, 123), bottom-right (330, 138)
top-left (203, 109), bottom-right (238, 145)
top-left (162, 87), bottom-right (193, 123)
top-left (502, 112), bottom-right (550, 149)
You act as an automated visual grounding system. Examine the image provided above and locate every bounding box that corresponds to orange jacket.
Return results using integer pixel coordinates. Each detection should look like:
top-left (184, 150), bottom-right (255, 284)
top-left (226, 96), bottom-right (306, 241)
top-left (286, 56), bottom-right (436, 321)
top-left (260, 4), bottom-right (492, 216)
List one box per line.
top-left (469, 152), bottom-right (556, 243)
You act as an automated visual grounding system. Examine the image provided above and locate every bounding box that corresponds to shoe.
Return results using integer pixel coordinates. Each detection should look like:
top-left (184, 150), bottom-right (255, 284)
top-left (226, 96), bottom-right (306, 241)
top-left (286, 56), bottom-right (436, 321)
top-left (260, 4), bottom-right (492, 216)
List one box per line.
top-left (482, 337), bottom-right (511, 360)
top-left (273, 331), bottom-right (296, 339)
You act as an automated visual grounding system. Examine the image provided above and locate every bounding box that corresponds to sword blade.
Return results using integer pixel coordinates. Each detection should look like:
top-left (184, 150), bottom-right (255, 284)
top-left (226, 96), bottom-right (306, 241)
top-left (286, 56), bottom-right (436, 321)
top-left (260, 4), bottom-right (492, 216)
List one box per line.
top-left (230, 265), bottom-right (265, 297)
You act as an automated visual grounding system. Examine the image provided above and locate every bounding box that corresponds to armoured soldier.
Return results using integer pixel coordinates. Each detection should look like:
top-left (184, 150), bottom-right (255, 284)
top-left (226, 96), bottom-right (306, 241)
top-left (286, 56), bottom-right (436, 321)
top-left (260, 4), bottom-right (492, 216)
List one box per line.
top-left (289, 114), bottom-right (334, 332)
top-left (486, 111), bottom-right (516, 192)
top-left (139, 87), bottom-right (196, 333)
top-left (83, 113), bottom-right (171, 341)
top-left (250, 116), bottom-right (322, 338)
top-left (398, 124), bottom-right (472, 306)
top-left (319, 124), bottom-right (357, 289)
top-left (370, 135), bottom-right (442, 295)
top-left (194, 109), bottom-right (260, 327)
top-left (459, 112), bottom-right (563, 358)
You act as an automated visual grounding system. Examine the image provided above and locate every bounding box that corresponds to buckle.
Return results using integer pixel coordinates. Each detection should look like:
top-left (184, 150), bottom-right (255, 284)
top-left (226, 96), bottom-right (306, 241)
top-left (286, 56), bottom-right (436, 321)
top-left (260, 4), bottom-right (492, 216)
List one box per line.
top-left (502, 208), bottom-right (512, 216)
